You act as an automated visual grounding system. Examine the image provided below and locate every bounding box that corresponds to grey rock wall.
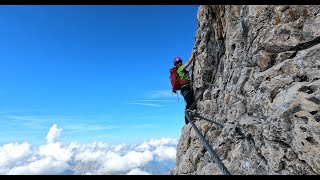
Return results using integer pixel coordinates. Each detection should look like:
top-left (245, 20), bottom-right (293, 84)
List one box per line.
top-left (171, 5), bottom-right (320, 175)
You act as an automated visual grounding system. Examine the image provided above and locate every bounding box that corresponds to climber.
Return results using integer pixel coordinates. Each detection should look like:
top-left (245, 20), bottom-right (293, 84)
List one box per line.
top-left (173, 51), bottom-right (196, 124)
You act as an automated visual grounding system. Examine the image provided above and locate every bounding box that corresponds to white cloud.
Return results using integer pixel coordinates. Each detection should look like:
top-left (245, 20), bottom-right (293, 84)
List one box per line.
top-left (0, 124), bottom-right (177, 175)
top-left (126, 168), bottom-right (150, 175)
top-left (124, 150), bottom-right (153, 167)
top-left (153, 146), bottom-right (176, 161)
top-left (6, 157), bottom-right (70, 175)
top-left (114, 143), bottom-right (126, 152)
top-left (135, 138), bottom-right (177, 161)
top-left (136, 137), bottom-right (177, 151)
top-left (39, 142), bottom-right (73, 162)
top-left (147, 138), bottom-right (177, 146)
top-left (46, 124), bottom-right (61, 144)
top-left (0, 142), bottom-right (32, 173)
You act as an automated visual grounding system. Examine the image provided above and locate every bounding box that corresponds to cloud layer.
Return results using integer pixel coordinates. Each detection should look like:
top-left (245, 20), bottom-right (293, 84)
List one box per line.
top-left (0, 124), bottom-right (177, 175)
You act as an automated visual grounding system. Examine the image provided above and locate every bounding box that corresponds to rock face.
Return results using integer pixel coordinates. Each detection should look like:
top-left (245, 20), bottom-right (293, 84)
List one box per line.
top-left (171, 5), bottom-right (320, 175)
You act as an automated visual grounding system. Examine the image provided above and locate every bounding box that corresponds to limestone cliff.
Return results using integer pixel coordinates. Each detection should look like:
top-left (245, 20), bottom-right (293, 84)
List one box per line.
top-left (171, 5), bottom-right (320, 175)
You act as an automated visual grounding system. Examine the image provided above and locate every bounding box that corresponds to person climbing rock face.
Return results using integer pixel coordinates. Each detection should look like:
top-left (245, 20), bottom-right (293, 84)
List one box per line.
top-left (173, 52), bottom-right (196, 124)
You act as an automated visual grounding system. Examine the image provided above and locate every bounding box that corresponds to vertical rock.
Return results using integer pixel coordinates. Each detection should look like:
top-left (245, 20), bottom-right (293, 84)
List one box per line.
top-left (172, 5), bottom-right (320, 175)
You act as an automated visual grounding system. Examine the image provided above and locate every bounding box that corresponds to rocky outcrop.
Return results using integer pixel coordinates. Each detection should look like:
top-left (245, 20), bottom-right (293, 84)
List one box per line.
top-left (171, 5), bottom-right (320, 175)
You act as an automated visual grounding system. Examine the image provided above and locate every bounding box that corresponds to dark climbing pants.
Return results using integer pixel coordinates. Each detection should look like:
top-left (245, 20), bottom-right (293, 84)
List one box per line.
top-left (181, 84), bottom-right (195, 124)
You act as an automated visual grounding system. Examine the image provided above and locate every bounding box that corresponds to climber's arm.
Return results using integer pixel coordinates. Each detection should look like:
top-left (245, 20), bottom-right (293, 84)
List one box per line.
top-left (181, 53), bottom-right (194, 70)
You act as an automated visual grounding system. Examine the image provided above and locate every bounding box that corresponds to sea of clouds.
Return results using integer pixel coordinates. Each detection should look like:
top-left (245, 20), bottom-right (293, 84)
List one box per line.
top-left (0, 124), bottom-right (177, 175)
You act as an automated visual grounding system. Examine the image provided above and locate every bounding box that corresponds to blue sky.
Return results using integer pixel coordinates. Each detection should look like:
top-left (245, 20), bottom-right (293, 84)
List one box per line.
top-left (0, 5), bottom-right (198, 147)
